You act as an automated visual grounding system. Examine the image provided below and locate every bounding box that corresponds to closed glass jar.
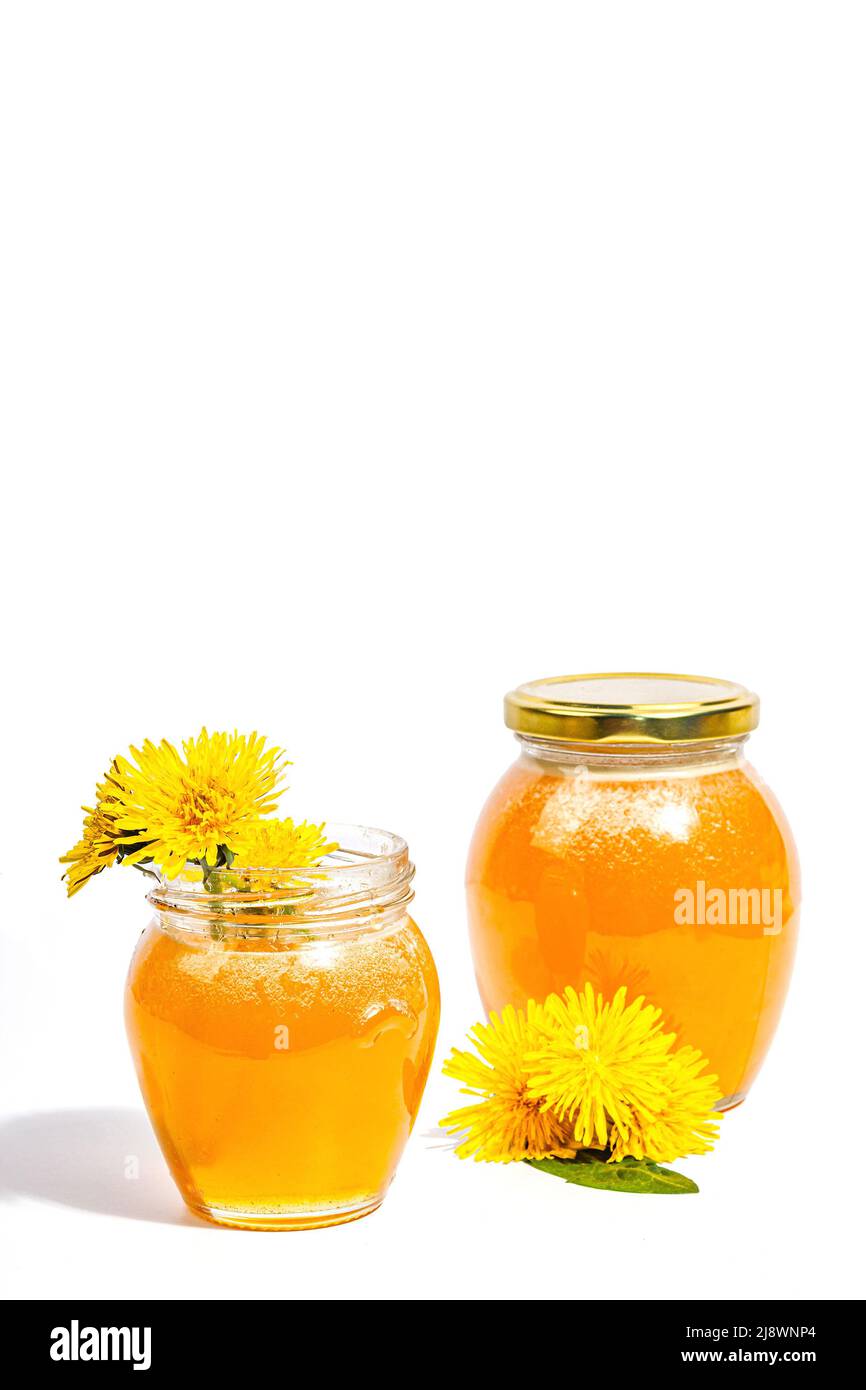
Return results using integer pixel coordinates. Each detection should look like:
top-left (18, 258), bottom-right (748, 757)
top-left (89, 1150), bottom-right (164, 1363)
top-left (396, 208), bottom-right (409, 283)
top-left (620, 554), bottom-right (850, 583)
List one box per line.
top-left (467, 675), bottom-right (800, 1109)
top-left (126, 825), bottom-right (440, 1230)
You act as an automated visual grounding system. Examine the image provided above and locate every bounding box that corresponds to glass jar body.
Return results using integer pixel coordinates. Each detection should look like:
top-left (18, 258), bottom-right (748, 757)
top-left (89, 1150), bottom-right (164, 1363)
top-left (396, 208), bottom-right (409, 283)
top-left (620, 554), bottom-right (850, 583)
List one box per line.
top-left (125, 910), bottom-right (439, 1230)
top-left (466, 739), bottom-right (799, 1109)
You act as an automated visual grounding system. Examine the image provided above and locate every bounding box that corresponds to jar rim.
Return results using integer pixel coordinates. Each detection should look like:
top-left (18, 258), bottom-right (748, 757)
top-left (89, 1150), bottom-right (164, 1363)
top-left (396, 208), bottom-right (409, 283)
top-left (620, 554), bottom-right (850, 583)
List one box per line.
top-left (147, 822), bottom-right (415, 934)
top-left (505, 672), bottom-right (759, 744)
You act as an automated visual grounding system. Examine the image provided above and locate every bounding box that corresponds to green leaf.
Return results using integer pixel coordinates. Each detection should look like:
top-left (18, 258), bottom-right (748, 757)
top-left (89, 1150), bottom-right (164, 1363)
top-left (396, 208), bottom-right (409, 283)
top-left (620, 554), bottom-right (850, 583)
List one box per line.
top-left (525, 1151), bottom-right (699, 1195)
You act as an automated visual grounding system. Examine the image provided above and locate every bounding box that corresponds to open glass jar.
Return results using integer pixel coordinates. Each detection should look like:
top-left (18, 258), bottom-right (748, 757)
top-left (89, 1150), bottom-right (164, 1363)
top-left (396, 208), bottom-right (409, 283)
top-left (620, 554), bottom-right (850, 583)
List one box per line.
top-left (125, 824), bottom-right (440, 1230)
top-left (467, 674), bottom-right (800, 1110)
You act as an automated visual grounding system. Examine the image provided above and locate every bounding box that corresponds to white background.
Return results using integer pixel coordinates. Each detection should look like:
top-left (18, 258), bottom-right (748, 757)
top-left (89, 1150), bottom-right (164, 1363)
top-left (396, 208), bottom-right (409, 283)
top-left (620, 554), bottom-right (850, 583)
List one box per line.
top-left (1, 2), bottom-right (864, 1302)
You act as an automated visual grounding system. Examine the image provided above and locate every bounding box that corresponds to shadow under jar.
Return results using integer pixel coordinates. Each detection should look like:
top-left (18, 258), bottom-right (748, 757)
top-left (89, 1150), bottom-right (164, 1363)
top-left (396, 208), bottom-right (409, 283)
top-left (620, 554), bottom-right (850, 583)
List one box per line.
top-left (125, 825), bottom-right (440, 1230)
top-left (467, 674), bottom-right (800, 1111)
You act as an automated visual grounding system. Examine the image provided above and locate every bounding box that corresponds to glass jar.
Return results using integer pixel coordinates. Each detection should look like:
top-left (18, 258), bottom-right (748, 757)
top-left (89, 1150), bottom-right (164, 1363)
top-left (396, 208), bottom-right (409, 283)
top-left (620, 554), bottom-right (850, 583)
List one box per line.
top-left (125, 824), bottom-right (440, 1230)
top-left (467, 674), bottom-right (800, 1110)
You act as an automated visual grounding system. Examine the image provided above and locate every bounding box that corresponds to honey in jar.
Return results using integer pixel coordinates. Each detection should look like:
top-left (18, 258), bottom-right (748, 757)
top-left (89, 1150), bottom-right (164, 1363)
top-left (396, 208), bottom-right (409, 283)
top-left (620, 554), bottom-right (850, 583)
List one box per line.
top-left (466, 674), bottom-right (799, 1108)
top-left (126, 825), bottom-right (440, 1229)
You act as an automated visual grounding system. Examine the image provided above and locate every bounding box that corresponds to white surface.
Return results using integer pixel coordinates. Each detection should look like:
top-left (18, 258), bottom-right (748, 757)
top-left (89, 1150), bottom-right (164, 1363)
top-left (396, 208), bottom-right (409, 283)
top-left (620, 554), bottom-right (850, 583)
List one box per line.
top-left (1, 1), bottom-right (864, 1301)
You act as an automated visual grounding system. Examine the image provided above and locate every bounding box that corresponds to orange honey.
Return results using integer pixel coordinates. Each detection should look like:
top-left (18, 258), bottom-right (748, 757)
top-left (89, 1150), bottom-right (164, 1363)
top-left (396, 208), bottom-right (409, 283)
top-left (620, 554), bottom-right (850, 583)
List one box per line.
top-left (467, 675), bottom-right (800, 1108)
top-left (125, 827), bottom-right (439, 1229)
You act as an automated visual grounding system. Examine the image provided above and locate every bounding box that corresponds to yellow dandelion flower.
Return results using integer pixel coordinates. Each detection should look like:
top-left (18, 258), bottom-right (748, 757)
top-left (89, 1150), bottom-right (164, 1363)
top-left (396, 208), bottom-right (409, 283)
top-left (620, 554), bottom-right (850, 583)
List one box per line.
top-left (526, 983), bottom-right (676, 1151)
top-left (610, 1043), bottom-right (722, 1163)
top-left (232, 818), bottom-right (337, 869)
top-left (60, 790), bottom-right (122, 896)
top-left (440, 1002), bottom-right (578, 1163)
top-left (110, 729), bottom-right (287, 877)
top-left (527, 983), bottom-right (722, 1163)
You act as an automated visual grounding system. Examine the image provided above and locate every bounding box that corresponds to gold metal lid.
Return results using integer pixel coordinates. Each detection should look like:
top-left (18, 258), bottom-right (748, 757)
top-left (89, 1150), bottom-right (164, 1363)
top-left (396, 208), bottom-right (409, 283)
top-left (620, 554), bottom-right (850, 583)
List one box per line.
top-left (504, 673), bottom-right (760, 744)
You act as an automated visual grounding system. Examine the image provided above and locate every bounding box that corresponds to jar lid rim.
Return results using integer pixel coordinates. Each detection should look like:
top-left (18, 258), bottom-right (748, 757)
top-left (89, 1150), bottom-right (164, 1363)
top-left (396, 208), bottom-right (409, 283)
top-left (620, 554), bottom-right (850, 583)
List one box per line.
top-left (505, 672), bottom-right (759, 744)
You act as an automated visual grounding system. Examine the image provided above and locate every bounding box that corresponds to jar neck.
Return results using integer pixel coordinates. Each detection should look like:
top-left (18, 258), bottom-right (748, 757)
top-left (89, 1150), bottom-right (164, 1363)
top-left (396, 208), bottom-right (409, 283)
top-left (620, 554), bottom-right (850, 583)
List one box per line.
top-left (146, 825), bottom-right (415, 941)
top-left (149, 878), bottom-right (414, 941)
top-left (515, 732), bottom-right (749, 775)
top-left (150, 899), bottom-right (414, 944)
